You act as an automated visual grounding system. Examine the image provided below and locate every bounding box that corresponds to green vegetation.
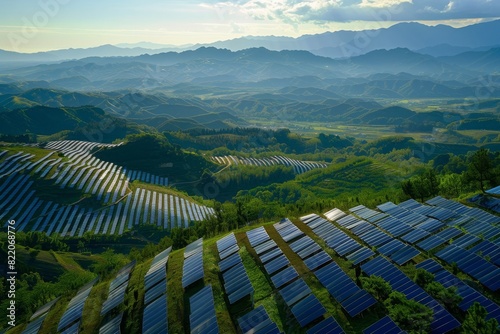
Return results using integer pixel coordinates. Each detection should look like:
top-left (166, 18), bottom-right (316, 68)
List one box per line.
top-left (384, 291), bottom-right (433, 333)
top-left (461, 302), bottom-right (500, 334)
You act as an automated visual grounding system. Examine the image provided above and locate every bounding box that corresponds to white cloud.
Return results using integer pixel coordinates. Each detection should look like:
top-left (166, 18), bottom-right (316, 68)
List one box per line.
top-left (200, 0), bottom-right (500, 24)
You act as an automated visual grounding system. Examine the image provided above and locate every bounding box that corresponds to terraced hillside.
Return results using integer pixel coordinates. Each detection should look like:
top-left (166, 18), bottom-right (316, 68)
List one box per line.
top-left (0, 140), bottom-right (213, 236)
top-left (212, 155), bottom-right (328, 174)
top-left (9, 196), bottom-right (500, 334)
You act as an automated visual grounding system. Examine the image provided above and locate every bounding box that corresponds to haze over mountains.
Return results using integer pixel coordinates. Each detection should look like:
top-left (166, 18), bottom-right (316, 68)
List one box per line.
top-left (1, 20), bottom-right (500, 64)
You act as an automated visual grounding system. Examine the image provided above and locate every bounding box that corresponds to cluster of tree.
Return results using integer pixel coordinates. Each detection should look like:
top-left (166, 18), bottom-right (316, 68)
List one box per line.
top-left (0, 133), bottom-right (36, 143)
top-left (361, 275), bottom-right (433, 332)
top-left (12, 231), bottom-right (69, 251)
top-left (414, 269), bottom-right (462, 313)
top-left (0, 270), bottom-right (96, 329)
top-left (402, 148), bottom-right (500, 200)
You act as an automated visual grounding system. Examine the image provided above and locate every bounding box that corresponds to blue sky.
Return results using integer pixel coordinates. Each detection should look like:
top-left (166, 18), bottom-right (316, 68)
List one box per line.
top-left (0, 0), bottom-right (499, 52)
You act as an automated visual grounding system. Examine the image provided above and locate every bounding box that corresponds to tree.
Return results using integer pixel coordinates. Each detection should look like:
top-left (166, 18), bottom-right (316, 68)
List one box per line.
top-left (462, 302), bottom-right (500, 334)
top-left (425, 282), bottom-right (462, 313)
top-left (414, 268), bottom-right (435, 288)
top-left (466, 148), bottom-right (496, 192)
top-left (361, 275), bottom-right (392, 301)
top-left (384, 291), bottom-right (433, 333)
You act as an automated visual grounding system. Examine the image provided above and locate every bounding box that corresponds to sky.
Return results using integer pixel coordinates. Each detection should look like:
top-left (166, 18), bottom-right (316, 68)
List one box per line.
top-left (0, 0), bottom-right (499, 53)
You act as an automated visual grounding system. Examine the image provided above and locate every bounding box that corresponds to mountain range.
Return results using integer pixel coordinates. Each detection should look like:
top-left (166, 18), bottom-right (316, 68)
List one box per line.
top-left (1, 20), bottom-right (500, 64)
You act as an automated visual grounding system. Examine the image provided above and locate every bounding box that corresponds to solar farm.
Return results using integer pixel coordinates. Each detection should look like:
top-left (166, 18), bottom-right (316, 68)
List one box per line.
top-left (14, 194), bottom-right (500, 333)
top-left (0, 140), bottom-right (214, 236)
top-left (211, 155), bottom-right (328, 174)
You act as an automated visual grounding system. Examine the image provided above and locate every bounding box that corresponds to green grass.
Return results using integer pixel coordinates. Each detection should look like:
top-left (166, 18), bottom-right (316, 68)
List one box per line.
top-left (80, 280), bottom-right (108, 333)
top-left (123, 259), bottom-right (152, 333)
top-left (16, 248), bottom-right (65, 281)
top-left (167, 248), bottom-right (185, 334)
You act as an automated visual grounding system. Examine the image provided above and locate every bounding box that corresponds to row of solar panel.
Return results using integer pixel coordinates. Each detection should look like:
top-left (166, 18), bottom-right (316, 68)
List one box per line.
top-left (416, 259), bottom-right (500, 324)
top-left (189, 285), bottom-right (219, 334)
top-left (101, 261), bottom-right (136, 317)
top-left (183, 238), bottom-right (204, 288)
top-left (57, 278), bottom-right (98, 332)
top-left (21, 297), bottom-right (60, 334)
top-left (142, 247), bottom-right (171, 334)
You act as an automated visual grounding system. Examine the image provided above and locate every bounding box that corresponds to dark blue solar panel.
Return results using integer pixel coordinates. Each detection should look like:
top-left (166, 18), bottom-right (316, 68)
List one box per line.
top-left (216, 233), bottom-right (237, 254)
top-left (99, 313), bottom-right (123, 334)
top-left (264, 254), bottom-right (289, 275)
top-left (260, 247), bottom-right (283, 264)
top-left (290, 236), bottom-right (314, 253)
top-left (279, 278), bottom-right (311, 306)
top-left (452, 234), bottom-right (480, 248)
top-left (346, 247), bottom-right (375, 265)
top-left (417, 235), bottom-right (446, 251)
top-left (469, 240), bottom-right (500, 266)
top-left (219, 252), bottom-right (242, 272)
top-left (246, 227), bottom-right (270, 247)
top-left (143, 294), bottom-right (167, 334)
top-left (334, 238), bottom-right (363, 256)
top-left (414, 218), bottom-right (444, 233)
top-left (306, 316), bottom-right (344, 334)
top-left (363, 316), bottom-right (405, 334)
top-left (304, 251), bottom-right (332, 271)
top-left (342, 290), bottom-right (377, 317)
top-left (182, 251), bottom-right (204, 288)
top-left (390, 245), bottom-right (420, 265)
top-left (271, 266), bottom-right (298, 289)
top-left (400, 228), bottom-right (430, 244)
top-left (189, 285), bottom-right (218, 334)
top-left (378, 239), bottom-right (405, 257)
top-left (297, 242), bottom-right (321, 260)
top-left (238, 305), bottom-right (280, 334)
top-left (291, 294), bottom-right (326, 327)
top-left (254, 239), bottom-right (277, 255)
top-left (359, 229), bottom-right (392, 247)
top-left (219, 243), bottom-right (239, 260)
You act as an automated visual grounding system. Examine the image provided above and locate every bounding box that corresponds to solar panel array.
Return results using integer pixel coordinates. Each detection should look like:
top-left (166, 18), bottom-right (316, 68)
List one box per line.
top-left (183, 238), bottom-right (204, 288)
top-left (143, 246), bottom-right (172, 334)
top-left (21, 297), bottom-right (60, 334)
top-left (246, 225), bottom-right (342, 330)
top-left (303, 214), bottom-right (374, 265)
top-left (435, 245), bottom-right (500, 291)
top-left (216, 233), bottom-right (254, 304)
top-left (101, 261), bottom-right (136, 317)
top-left (487, 185), bottom-right (500, 195)
top-left (416, 259), bottom-right (500, 323)
top-left (189, 285), bottom-right (219, 334)
top-left (363, 315), bottom-right (406, 334)
top-left (58, 278), bottom-right (98, 333)
top-left (361, 256), bottom-right (460, 333)
top-left (0, 140), bottom-right (215, 236)
top-left (212, 155), bottom-right (328, 174)
top-left (237, 305), bottom-right (281, 334)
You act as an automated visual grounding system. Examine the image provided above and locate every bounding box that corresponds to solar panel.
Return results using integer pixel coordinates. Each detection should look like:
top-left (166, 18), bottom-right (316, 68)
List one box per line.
top-left (342, 289), bottom-right (377, 317)
top-left (246, 227), bottom-right (270, 247)
top-left (219, 252), bottom-right (242, 272)
top-left (182, 251), bottom-right (204, 288)
top-left (22, 313), bottom-right (48, 334)
top-left (222, 260), bottom-right (254, 304)
top-left (58, 278), bottom-right (98, 332)
top-left (143, 294), bottom-right (167, 334)
top-left (260, 247), bottom-right (283, 264)
top-left (289, 236), bottom-right (314, 253)
top-left (144, 279), bottom-right (166, 306)
top-left (189, 285), bottom-right (219, 334)
top-left (99, 313), bottom-right (123, 334)
top-left (254, 239), bottom-right (278, 255)
top-left (306, 316), bottom-right (344, 334)
top-left (363, 316), bottom-right (405, 334)
top-left (452, 234), bottom-right (480, 248)
top-left (304, 251), bottom-right (332, 271)
top-left (400, 228), bottom-right (430, 244)
top-left (238, 305), bottom-right (281, 334)
top-left (345, 247), bottom-right (375, 265)
top-left (323, 208), bottom-right (347, 222)
top-left (390, 245), bottom-right (420, 265)
top-left (416, 235), bottom-right (446, 252)
top-left (219, 243), bottom-right (239, 260)
top-left (271, 266), bottom-right (298, 289)
top-left (217, 232), bottom-right (237, 253)
top-left (469, 240), bottom-right (500, 266)
top-left (297, 242), bottom-right (321, 260)
top-left (416, 259), bottom-right (500, 324)
top-left (279, 278), bottom-right (312, 306)
top-left (291, 294), bottom-right (326, 327)
top-left (264, 254), bottom-right (290, 275)
top-left (185, 238), bottom-right (203, 258)
top-left (378, 239), bottom-right (405, 257)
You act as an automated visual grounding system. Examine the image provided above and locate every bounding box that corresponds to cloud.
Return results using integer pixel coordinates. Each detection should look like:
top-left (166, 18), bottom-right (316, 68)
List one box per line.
top-left (201, 0), bottom-right (500, 24)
